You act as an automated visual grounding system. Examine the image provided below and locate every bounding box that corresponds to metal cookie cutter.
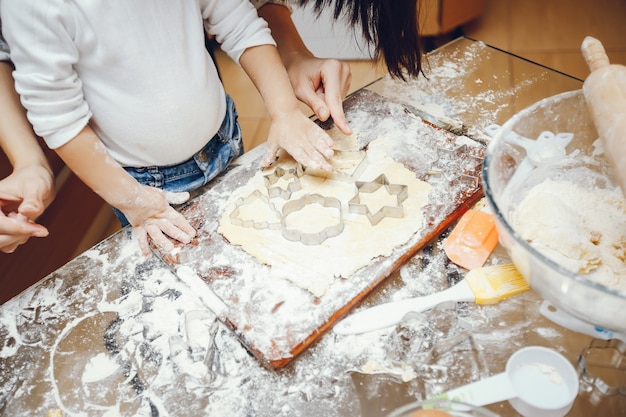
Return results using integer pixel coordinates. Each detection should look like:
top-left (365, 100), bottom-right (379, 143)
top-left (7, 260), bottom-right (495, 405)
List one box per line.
top-left (577, 338), bottom-right (626, 399)
top-left (299, 150), bottom-right (368, 183)
top-left (229, 190), bottom-right (282, 230)
top-left (263, 166), bottom-right (303, 199)
top-left (348, 174), bottom-right (408, 225)
top-left (281, 193), bottom-right (344, 245)
top-left (431, 144), bottom-right (483, 174)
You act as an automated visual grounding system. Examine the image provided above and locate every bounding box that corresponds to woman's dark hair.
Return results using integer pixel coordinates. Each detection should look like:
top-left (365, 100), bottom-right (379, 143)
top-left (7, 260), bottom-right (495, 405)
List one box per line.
top-left (298, 0), bottom-right (424, 80)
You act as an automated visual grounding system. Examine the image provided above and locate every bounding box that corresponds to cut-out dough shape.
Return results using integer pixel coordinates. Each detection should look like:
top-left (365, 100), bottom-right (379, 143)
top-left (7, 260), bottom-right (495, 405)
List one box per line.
top-left (281, 194), bottom-right (344, 245)
top-left (229, 190), bottom-right (282, 230)
top-left (299, 150), bottom-right (367, 183)
top-left (348, 174), bottom-right (408, 225)
top-left (263, 166), bottom-right (303, 200)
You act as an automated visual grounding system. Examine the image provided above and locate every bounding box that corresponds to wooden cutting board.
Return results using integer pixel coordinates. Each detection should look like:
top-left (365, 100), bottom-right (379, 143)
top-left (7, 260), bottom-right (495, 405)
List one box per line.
top-left (153, 90), bottom-right (485, 369)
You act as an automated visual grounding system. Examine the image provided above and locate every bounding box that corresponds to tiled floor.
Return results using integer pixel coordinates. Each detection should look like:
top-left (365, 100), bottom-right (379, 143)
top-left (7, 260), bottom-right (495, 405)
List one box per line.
top-left (465, 0), bottom-right (626, 80)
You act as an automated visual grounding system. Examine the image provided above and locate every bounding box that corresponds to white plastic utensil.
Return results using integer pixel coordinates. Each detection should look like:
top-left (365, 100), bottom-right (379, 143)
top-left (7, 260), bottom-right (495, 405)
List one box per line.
top-left (434, 346), bottom-right (579, 417)
top-left (333, 281), bottom-right (475, 335)
top-left (483, 124), bottom-right (573, 190)
top-left (333, 264), bottom-right (526, 336)
top-left (539, 300), bottom-right (626, 343)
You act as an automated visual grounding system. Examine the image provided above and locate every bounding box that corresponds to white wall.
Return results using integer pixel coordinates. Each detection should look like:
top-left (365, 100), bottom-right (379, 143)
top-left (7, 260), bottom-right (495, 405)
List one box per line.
top-left (290, 3), bottom-right (374, 60)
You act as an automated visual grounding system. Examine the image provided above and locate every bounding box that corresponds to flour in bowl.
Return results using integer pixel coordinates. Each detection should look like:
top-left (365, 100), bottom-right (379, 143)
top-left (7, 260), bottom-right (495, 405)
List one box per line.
top-left (511, 177), bottom-right (626, 291)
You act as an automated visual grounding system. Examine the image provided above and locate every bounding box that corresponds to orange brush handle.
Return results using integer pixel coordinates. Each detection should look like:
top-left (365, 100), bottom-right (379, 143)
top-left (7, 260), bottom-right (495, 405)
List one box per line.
top-left (443, 209), bottom-right (498, 270)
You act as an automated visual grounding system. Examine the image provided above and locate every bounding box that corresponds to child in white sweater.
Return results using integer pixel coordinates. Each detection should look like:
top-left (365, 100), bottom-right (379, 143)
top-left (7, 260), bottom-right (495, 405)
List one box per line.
top-left (1, 0), bottom-right (335, 256)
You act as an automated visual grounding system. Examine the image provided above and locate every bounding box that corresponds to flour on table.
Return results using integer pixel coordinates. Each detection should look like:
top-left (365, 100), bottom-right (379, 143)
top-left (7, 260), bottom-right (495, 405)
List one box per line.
top-left (82, 352), bottom-right (120, 383)
top-left (218, 133), bottom-right (432, 297)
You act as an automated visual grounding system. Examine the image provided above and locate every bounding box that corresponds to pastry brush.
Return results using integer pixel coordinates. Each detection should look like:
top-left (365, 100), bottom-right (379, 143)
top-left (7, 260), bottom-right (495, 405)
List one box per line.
top-left (333, 263), bottom-right (528, 335)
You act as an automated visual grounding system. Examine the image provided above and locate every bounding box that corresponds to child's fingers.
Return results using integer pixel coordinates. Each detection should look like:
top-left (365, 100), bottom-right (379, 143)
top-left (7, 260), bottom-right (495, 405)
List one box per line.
top-left (0, 241), bottom-right (22, 254)
top-left (260, 145), bottom-right (281, 168)
top-left (145, 222), bottom-right (174, 252)
top-left (159, 216), bottom-right (195, 244)
top-left (132, 226), bottom-right (152, 257)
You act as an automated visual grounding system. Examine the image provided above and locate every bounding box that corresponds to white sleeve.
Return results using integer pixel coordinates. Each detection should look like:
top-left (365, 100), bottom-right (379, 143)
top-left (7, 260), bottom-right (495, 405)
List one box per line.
top-left (202, 0), bottom-right (276, 64)
top-left (0, 20), bottom-right (10, 62)
top-left (250, 0), bottom-right (293, 12)
top-left (1, 0), bottom-right (91, 148)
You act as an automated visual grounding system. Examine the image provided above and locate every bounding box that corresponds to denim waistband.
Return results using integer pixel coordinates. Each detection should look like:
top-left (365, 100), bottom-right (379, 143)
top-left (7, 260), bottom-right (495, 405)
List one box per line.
top-left (122, 94), bottom-right (243, 194)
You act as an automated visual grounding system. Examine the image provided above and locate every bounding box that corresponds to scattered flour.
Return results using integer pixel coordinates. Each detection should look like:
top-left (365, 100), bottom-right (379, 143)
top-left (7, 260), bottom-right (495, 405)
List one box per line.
top-left (81, 353), bottom-right (120, 383)
top-left (0, 39), bottom-right (580, 417)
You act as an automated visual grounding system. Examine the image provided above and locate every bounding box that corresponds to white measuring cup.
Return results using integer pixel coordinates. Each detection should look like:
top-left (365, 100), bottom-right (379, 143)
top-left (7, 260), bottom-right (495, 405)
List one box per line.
top-left (435, 346), bottom-right (579, 417)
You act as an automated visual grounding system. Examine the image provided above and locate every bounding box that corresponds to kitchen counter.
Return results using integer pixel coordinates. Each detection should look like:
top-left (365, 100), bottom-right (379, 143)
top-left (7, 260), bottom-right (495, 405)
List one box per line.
top-left (1, 38), bottom-right (623, 416)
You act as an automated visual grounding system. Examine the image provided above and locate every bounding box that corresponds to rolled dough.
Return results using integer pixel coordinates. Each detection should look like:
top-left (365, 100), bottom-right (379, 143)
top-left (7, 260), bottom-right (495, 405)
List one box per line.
top-left (218, 134), bottom-right (432, 297)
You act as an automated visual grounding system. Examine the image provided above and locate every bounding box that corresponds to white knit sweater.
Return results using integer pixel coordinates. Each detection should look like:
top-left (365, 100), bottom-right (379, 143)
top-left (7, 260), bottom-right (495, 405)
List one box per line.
top-left (1, 0), bottom-right (276, 167)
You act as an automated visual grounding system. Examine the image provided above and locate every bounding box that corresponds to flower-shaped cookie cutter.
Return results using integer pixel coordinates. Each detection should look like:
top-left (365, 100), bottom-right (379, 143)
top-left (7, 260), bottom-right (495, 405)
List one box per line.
top-left (577, 338), bottom-right (626, 398)
top-left (348, 174), bottom-right (408, 225)
top-left (281, 193), bottom-right (344, 245)
top-left (263, 166), bottom-right (303, 199)
top-left (229, 190), bottom-right (282, 230)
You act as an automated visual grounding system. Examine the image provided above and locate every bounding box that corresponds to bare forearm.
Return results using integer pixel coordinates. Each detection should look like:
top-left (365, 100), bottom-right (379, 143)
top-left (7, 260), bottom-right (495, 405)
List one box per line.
top-left (255, 4), bottom-right (352, 133)
top-left (54, 125), bottom-right (141, 210)
top-left (240, 44), bottom-right (334, 171)
top-left (0, 62), bottom-right (49, 170)
top-left (256, 4), bottom-right (313, 66)
top-left (240, 44), bottom-right (301, 120)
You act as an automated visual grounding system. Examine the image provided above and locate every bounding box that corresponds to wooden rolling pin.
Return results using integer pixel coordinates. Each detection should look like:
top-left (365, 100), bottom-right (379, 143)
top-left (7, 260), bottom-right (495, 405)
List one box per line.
top-left (581, 36), bottom-right (626, 195)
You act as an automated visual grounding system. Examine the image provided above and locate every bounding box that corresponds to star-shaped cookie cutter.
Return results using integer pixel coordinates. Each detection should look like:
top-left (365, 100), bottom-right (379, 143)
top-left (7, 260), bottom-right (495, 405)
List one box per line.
top-left (281, 193), bottom-right (344, 245)
top-left (429, 144), bottom-right (483, 185)
top-left (348, 174), bottom-right (408, 225)
top-left (263, 166), bottom-right (303, 199)
top-left (229, 190), bottom-right (282, 230)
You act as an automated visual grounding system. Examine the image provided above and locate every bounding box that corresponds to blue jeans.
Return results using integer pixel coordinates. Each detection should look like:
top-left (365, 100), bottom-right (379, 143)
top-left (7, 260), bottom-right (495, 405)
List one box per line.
top-left (114, 95), bottom-right (243, 226)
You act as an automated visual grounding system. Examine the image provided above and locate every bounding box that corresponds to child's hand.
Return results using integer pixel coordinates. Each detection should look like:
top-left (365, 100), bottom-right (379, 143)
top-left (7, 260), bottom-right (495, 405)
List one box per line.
top-left (120, 185), bottom-right (196, 256)
top-left (261, 110), bottom-right (334, 171)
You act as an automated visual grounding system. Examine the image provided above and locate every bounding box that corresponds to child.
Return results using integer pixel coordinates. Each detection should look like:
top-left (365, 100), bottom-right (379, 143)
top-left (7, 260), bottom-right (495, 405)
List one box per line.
top-left (1, 0), bottom-right (335, 256)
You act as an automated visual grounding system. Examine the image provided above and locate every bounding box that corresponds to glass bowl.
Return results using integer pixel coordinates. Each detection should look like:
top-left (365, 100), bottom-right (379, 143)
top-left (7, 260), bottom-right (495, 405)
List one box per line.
top-left (386, 399), bottom-right (499, 417)
top-left (482, 89), bottom-right (626, 333)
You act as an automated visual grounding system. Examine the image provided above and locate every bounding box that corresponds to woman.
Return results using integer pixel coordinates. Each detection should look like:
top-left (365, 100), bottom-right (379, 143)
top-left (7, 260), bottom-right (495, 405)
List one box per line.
top-left (0, 29), bottom-right (54, 254)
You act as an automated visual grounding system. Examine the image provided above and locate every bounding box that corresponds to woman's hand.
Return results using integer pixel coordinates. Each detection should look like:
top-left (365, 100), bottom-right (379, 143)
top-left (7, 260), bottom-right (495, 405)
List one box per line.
top-left (0, 199), bottom-right (49, 253)
top-left (256, 3), bottom-right (353, 135)
top-left (286, 55), bottom-right (352, 135)
top-left (0, 164), bottom-right (55, 253)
